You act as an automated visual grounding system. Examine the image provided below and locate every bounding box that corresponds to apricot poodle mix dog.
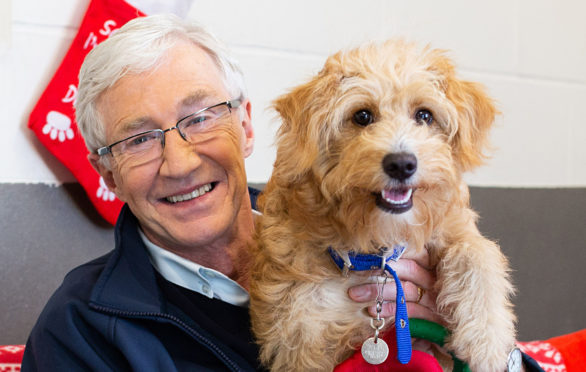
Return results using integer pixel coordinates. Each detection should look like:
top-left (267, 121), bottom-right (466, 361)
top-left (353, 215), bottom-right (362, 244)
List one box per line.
top-left (250, 40), bottom-right (516, 372)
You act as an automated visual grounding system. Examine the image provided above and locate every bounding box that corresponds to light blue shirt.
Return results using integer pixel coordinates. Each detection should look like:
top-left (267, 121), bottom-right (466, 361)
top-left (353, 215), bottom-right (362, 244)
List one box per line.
top-left (139, 229), bottom-right (250, 307)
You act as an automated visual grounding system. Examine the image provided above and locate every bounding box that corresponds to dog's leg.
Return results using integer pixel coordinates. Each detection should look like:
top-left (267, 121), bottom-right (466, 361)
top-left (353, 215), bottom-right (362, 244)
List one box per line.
top-left (435, 225), bottom-right (516, 372)
top-left (251, 271), bottom-right (368, 371)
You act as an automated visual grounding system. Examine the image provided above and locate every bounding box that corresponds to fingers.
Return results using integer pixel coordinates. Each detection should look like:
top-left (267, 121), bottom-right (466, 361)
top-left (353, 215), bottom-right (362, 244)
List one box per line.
top-left (347, 257), bottom-right (442, 325)
top-left (367, 301), bottom-right (445, 326)
top-left (361, 281), bottom-right (438, 316)
top-left (347, 280), bottom-right (380, 302)
top-left (386, 259), bottom-right (436, 292)
top-left (401, 281), bottom-right (436, 310)
top-left (347, 258), bottom-right (436, 304)
top-left (348, 278), bottom-right (434, 307)
top-left (349, 277), bottom-right (440, 325)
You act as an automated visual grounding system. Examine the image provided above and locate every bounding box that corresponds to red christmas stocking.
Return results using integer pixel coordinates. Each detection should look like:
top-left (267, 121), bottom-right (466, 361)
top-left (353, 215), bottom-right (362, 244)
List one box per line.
top-left (28, 0), bottom-right (145, 225)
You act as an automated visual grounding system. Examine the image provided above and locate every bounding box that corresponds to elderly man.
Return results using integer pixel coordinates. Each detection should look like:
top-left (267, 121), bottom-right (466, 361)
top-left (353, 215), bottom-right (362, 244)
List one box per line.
top-left (22, 14), bottom-right (453, 372)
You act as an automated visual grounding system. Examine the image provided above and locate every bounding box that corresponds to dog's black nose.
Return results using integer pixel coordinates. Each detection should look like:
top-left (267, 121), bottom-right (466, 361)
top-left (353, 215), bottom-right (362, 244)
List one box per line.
top-left (382, 153), bottom-right (417, 181)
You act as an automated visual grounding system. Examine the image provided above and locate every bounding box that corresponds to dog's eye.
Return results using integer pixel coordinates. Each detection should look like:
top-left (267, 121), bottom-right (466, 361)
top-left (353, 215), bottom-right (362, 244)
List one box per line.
top-left (415, 109), bottom-right (434, 125)
top-left (352, 109), bottom-right (374, 126)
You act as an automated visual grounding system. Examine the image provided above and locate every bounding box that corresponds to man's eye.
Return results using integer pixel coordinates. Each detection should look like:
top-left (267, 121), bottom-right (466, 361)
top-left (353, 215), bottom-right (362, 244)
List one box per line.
top-left (189, 115), bottom-right (208, 125)
top-left (184, 114), bottom-right (213, 129)
top-left (128, 133), bottom-right (157, 147)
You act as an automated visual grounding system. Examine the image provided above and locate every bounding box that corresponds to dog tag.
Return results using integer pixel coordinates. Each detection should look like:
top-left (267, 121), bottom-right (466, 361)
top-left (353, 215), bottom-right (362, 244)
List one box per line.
top-left (361, 337), bottom-right (389, 365)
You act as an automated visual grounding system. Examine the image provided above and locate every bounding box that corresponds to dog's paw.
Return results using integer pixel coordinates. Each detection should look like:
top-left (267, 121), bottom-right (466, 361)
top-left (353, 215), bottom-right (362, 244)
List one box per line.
top-left (447, 326), bottom-right (514, 372)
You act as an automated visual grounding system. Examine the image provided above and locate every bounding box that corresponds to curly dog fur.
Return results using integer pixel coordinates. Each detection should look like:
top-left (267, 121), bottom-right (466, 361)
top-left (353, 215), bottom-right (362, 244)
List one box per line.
top-left (250, 39), bottom-right (516, 372)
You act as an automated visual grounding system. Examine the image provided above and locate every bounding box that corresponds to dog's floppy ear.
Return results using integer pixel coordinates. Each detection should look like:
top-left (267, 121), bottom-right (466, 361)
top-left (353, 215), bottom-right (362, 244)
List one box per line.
top-left (434, 56), bottom-right (498, 171)
top-left (272, 70), bottom-right (341, 183)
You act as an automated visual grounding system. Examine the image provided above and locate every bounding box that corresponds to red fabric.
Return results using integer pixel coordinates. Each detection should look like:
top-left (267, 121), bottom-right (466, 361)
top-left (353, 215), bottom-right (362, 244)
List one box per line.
top-left (517, 330), bottom-right (586, 372)
top-left (337, 329), bottom-right (586, 372)
top-left (28, 0), bottom-right (145, 225)
top-left (517, 340), bottom-right (566, 372)
top-left (547, 329), bottom-right (586, 372)
top-left (0, 345), bottom-right (25, 372)
top-left (334, 333), bottom-right (443, 372)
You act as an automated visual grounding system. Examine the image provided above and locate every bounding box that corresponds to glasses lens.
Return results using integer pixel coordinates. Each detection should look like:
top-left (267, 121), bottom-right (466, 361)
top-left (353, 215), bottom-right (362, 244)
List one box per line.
top-left (112, 130), bottom-right (164, 166)
top-left (178, 103), bottom-right (233, 143)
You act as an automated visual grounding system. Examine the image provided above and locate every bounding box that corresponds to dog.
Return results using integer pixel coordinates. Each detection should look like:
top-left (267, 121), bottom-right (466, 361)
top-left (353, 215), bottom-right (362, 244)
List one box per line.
top-left (249, 39), bottom-right (516, 372)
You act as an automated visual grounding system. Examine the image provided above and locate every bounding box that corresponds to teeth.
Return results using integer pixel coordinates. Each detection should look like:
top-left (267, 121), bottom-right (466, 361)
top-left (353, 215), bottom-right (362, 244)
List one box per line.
top-left (382, 188), bottom-right (413, 205)
top-left (166, 183), bottom-right (212, 204)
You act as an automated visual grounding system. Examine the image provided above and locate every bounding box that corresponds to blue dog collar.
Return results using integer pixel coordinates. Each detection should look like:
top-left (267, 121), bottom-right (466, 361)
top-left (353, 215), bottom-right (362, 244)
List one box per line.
top-left (329, 246), bottom-right (412, 364)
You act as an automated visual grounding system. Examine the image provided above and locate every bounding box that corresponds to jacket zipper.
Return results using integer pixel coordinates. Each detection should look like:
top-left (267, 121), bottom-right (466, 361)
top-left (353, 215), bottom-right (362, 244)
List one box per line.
top-left (90, 304), bottom-right (244, 372)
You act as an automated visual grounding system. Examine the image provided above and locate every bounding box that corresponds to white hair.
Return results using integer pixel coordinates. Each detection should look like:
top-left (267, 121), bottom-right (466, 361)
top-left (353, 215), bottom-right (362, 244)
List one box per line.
top-left (75, 14), bottom-right (247, 153)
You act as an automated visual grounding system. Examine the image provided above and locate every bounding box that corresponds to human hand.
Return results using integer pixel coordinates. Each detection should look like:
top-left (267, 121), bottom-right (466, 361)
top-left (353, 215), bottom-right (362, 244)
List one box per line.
top-left (347, 251), bottom-right (443, 325)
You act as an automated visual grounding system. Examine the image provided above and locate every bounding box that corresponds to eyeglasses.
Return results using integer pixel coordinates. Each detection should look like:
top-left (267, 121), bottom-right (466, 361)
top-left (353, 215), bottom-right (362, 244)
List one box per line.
top-left (97, 99), bottom-right (241, 166)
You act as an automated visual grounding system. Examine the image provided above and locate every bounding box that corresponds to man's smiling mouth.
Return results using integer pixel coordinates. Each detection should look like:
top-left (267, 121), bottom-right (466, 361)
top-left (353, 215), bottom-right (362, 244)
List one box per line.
top-left (165, 183), bottom-right (215, 203)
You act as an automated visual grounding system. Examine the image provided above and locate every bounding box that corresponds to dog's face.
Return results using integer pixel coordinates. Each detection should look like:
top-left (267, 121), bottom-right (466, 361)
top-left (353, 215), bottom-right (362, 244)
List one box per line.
top-left (271, 40), bottom-right (496, 251)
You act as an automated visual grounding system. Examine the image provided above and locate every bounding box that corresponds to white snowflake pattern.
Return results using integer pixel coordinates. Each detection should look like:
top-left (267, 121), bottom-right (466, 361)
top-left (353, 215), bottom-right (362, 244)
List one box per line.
top-left (517, 341), bottom-right (566, 372)
top-left (0, 364), bottom-right (21, 372)
top-left (0, 345), bottom-right (24, 354)
top-left (97, 177), bottom-right (116, 202)
top-left (42, 111), bottom-right (75, 142)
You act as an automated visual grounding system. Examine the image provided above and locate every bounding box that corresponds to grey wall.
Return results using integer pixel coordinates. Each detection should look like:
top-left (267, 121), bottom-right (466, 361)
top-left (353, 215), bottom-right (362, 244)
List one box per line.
top-left (0, 183), bottom-right (113, 345)
top-left (470, 187), bottom-right (586, 341)
top-left (1, 183), bottom-right (585, 345)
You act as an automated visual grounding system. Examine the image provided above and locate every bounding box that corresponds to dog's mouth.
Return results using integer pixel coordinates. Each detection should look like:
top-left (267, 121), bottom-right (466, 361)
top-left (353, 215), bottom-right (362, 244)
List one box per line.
top-left (375, 187), bottom-right (413, 214)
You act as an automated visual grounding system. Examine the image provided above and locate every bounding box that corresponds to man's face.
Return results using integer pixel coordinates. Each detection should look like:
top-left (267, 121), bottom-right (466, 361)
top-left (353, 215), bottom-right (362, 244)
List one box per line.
top-left (91, 41), bottom-right (254, 256)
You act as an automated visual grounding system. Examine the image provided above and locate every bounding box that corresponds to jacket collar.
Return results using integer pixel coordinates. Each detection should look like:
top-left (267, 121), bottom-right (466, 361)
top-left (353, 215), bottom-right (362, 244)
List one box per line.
top-left (89, 204), bottom-right (164, 314)
top-left (89, 187), bottom-right (260, 314)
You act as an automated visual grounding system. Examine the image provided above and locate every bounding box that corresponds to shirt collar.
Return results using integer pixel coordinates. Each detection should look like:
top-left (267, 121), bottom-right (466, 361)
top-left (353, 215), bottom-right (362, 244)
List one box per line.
top-left (139, 228), bottom-right (250, 307)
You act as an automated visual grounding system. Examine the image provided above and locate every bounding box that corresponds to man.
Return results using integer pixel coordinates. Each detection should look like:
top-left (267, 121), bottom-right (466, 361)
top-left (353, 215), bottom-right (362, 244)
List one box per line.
top-left (22, 14), bottom-right (537, 372)
top-left (23, 14), bottom-right (260, 371)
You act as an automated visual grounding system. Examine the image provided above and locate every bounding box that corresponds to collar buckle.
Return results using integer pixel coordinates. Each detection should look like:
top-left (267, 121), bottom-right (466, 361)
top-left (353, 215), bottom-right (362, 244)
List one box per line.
top-left (342, 262), bottom-right (355, 277)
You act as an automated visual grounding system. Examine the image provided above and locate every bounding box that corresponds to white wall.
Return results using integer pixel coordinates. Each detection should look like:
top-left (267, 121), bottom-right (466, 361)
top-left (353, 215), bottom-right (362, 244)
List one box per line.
top-left (3, 0), bottom-right (585, 187)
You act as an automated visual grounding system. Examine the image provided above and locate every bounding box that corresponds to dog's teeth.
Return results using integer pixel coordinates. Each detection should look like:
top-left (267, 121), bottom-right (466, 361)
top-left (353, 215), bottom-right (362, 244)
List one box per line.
top-left (382, 188), bottom-right (413, 205)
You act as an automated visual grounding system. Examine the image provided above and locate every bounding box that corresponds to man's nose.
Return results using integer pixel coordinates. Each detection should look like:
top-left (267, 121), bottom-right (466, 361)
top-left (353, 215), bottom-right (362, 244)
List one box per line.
top-left (159, 129), bottom-right (202, 177)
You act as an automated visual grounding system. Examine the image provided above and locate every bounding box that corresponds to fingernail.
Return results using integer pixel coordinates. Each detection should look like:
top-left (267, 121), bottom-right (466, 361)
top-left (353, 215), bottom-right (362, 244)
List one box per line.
top-left (348, 287), bottom-right (368, 301)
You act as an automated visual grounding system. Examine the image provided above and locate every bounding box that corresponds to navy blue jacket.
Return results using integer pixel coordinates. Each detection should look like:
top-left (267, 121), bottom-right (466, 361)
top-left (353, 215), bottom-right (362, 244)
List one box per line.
top-left (21, 188), bottom-right (261, 372)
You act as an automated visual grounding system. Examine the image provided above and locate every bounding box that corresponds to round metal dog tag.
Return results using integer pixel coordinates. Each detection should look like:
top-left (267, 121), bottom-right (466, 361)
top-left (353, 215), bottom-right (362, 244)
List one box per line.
top-left (361, 337), bottom-right (389, 365)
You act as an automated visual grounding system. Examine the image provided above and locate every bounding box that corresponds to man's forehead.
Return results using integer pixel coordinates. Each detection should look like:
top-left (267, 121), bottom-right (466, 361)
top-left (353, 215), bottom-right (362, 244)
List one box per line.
top-left (178, 89), bottom-right (219, 110)
top-left (110, 88), bottom-right (222, 135)
top-left (98, 42), bottom-right (230, 137)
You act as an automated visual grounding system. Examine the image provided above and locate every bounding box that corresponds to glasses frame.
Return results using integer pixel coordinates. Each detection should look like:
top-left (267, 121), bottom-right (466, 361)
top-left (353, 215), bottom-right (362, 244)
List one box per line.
top-left (96, 99), bottom-right (242, 157)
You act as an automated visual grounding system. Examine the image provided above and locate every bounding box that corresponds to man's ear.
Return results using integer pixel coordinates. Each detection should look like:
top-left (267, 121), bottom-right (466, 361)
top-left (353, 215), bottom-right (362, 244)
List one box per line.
top-left (88, 153), bottom-right (119, 196)
top-left (240, 99), bottom-right (254, 158)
